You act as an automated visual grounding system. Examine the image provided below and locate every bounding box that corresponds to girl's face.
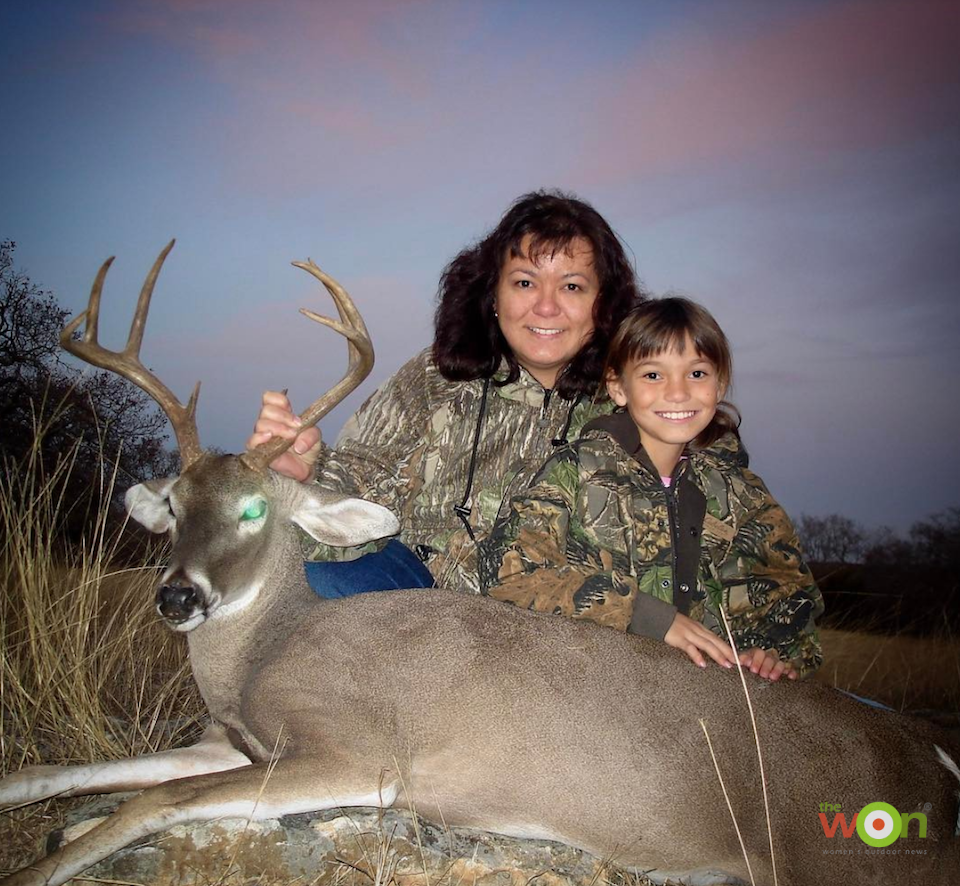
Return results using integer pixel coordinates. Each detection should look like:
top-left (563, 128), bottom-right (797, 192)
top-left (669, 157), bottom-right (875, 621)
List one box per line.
top-left (606, 334), bottom-right (723, 475)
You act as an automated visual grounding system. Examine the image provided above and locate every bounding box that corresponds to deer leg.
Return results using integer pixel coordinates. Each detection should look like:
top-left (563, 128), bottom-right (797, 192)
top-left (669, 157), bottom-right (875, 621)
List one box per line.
top-left (0, 722), bottom-right (250, 808)
top-left (2, 756), bottom-right (399, 886)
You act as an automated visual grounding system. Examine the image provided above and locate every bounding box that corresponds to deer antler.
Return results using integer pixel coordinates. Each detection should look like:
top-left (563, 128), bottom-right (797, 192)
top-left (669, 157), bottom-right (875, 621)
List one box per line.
top-left (240, 260), bottom-right (374, 474)
top-left (60, 240), bottom-right (204, 471)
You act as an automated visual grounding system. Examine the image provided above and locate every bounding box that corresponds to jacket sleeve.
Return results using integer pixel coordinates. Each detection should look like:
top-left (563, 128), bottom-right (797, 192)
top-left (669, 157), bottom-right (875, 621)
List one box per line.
top-left (714, 473), bottom-right (825, 678)
top-left (316, 351), bottom-right (436, 502)
top-left (301, 352), bottom-right (435, 560)
top-left (478, 449), bottom-right (653, 634)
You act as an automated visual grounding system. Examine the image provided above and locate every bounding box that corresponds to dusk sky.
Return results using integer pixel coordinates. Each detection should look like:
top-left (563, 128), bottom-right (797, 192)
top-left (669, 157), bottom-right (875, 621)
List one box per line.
top-left (3, 0), bottom-right (958, 533)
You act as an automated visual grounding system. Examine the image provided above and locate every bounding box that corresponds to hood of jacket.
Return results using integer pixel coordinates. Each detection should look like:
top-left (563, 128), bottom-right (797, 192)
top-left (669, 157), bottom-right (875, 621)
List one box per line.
top-left (582, 410), bottom-right (748, 475)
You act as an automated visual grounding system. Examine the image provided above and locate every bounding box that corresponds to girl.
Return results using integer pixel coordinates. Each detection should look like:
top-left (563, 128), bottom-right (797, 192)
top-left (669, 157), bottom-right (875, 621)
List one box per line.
top-left (478, 297), bottom-right (823, 680)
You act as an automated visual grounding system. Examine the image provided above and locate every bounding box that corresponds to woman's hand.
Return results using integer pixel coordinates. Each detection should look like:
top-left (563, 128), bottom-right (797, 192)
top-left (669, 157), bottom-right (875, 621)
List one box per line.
top-left (246, 391), bottom-right (322, 482)
top-left (664, 613), bottom-right (738, 670)
top-left (738, 647), bottom-right (797, 682)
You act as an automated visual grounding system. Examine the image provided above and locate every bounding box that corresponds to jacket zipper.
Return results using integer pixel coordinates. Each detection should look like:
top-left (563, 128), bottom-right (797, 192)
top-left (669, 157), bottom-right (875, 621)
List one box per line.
top-left (636, 456), bottom-right (683, 603)
top-left (663, 458), bottom-right (689, 605)
top-left (664, 482), bottom-right (681, 600)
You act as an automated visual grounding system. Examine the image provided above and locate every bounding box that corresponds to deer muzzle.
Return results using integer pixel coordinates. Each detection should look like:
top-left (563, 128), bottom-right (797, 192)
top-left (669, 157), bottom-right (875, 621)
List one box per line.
top-left (156, 582), bottom-right (203, 625)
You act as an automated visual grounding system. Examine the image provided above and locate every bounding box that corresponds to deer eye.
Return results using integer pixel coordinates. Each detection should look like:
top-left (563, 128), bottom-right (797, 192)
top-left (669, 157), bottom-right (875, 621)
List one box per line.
top-left (240, 498), bottom-right (267, 522)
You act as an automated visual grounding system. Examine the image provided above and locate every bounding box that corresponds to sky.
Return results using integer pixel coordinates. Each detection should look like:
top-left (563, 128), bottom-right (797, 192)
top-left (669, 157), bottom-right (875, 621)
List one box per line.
top-left (2, 0), bottom-right (959, 534)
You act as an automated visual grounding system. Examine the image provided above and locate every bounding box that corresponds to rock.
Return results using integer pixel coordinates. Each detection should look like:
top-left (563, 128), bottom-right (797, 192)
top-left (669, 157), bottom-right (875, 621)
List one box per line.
top-left (53, 798), bottom-right (642, 885)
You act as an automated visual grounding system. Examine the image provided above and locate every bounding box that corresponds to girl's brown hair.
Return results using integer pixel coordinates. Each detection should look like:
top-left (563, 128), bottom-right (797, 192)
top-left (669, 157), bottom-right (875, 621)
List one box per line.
top-left (604, 297), bottom-right (741, 448)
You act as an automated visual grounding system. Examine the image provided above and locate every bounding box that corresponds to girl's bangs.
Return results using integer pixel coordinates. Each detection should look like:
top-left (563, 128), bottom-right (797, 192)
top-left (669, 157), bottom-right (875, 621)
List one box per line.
top-left (608, 298), bottom-right (732, 388)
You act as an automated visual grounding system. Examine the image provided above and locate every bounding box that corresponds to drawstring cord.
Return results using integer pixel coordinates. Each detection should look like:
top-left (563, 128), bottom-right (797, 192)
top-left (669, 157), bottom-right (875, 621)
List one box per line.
top-left (552, 394), bottom-right (583, 447)
top-left (455, 383), bottom-right (581, 543)
top-left (454, 377), bottom-right (491, 543)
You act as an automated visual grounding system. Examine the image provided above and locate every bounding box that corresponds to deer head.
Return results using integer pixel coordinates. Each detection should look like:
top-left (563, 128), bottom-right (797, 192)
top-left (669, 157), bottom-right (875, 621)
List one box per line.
top-left (62, 242), bottom-right (399, 631)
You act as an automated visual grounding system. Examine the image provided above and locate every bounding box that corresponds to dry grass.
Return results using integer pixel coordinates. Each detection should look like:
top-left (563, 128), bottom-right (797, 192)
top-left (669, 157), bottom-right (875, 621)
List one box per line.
top-left (0, 444), bottom-right (203, 874)
top-left (815, 627), bottom-right (960, 714)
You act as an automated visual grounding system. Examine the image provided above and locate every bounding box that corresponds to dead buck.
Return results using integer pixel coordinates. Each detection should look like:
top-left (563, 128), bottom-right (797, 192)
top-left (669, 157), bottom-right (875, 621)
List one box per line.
top-left (1, 243), bottom-right (958, 886)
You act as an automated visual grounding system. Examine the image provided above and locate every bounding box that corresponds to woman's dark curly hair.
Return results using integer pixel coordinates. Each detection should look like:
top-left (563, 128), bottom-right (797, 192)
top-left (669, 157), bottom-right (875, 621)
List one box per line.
top-left (433, 190), bottom-right (644, 400)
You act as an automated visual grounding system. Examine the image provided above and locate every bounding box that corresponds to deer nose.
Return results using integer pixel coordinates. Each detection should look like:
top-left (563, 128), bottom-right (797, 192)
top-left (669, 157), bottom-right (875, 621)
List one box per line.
top-left (156, 583), bottom-right (201, 623)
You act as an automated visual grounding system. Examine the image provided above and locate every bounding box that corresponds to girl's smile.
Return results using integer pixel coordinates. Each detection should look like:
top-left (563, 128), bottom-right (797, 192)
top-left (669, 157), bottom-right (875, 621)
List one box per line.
top-left (655, 410), bottom-right (701, 421)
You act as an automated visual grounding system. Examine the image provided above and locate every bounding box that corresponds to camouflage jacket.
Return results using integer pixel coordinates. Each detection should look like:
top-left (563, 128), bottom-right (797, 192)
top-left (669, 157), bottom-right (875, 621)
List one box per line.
top-left (477, 411), bottom-right (824, 676)
top-left (305, 349), bottom-right (614, 593)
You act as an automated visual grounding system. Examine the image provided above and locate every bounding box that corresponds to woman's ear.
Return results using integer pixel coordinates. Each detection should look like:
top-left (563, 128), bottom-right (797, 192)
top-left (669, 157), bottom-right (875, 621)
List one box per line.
top-left (606, 373), bottom-right (628, 407)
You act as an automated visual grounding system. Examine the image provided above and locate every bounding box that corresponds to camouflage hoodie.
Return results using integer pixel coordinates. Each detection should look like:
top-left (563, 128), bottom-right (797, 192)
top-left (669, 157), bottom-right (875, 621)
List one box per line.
top-left (477, 411), bottom-right (824, 676)
top-left (305, 349), bottom-right (614, 593)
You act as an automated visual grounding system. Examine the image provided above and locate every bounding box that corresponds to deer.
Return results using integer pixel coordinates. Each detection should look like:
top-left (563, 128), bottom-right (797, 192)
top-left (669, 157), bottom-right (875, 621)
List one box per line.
top-left (1, 243), bottom-right (958, 886)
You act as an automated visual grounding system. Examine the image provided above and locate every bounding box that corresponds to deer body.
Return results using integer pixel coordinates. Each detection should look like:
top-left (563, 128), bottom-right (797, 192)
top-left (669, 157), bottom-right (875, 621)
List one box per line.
top-left (2, 246), bottom-right (957, 885)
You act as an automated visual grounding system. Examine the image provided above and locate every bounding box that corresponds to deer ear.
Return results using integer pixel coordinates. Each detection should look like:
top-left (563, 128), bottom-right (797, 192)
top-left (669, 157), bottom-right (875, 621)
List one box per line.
top-left (293, 489), bottom-right (400, 547)
top-left (126, 478), bottom-right (177, 533)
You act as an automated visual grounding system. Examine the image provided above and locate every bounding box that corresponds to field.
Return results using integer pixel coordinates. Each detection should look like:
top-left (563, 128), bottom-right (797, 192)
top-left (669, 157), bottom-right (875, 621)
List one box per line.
top-left (816, 628), bottom-right (959, 717)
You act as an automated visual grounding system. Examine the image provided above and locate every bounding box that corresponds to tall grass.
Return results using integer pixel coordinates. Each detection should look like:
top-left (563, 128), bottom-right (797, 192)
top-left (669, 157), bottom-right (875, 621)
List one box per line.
top-left (0, 437), bottom-right (203, 872)
top-left (815, 628), bottom-right (960, 715)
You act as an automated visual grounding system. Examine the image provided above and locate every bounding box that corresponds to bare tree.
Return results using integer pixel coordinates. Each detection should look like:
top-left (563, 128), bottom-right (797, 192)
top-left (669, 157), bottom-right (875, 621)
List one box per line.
top-left (822, 510), bottom-right (960, 634)
top-left (1, 240), bottom-right (175, 540)
top-left (0, 240), bottom-right (69, 376)
top-left (798, 513), bottom-right (866, 563)
top-left (864, 508), bottom-right (960, 571)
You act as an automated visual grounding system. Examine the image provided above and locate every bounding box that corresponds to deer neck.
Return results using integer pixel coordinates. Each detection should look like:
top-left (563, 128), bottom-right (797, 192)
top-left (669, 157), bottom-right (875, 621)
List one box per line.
top-left (185, 524), bottom-right (317, 734)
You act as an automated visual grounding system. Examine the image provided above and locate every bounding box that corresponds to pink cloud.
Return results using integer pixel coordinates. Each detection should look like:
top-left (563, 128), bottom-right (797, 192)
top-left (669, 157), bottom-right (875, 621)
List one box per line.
top-left (580, 0), bottom-right (960, 184)
top-left (94, 0), bottom-right (959, 211)
top-left (110, 0), bottom-right (439, 96)
top-left (106, 0), bottom-right (455, 166)
top-left (107, 1), bottom-right (260, 57)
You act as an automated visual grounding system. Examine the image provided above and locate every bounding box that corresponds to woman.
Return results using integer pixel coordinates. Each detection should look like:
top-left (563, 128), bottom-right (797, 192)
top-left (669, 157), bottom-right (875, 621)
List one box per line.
top-left (248, 190), bottom-right (644, 594)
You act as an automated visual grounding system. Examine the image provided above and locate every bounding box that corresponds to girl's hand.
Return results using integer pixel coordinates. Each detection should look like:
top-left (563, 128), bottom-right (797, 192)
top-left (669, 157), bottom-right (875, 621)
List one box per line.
top-left (738, 648), bottom-right (797, 682)
top-left (664, 613), bottom-right (738, 670)
top-left (246, 390), bottom-right (323, 482)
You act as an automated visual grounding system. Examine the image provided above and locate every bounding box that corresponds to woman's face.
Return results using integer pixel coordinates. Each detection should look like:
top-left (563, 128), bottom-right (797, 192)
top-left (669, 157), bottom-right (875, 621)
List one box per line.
top-left (494, 236), bottom-right (600, 389)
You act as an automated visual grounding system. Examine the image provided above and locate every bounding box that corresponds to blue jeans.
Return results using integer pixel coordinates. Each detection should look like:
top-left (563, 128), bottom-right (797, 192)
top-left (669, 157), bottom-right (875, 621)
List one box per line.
top-left (303, 540), bottom-right (435, 599)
